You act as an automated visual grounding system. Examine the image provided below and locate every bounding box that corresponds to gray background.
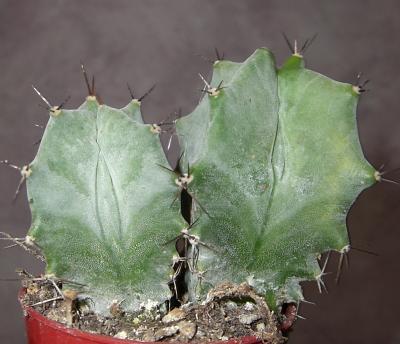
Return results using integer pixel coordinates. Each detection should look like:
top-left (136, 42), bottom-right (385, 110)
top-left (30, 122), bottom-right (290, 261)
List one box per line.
top-left (1, 0), bottom-right (400, 343)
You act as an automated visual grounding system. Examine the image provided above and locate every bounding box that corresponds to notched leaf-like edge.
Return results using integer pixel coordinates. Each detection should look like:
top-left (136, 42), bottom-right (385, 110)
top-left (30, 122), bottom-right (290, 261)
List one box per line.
top-left (27, 99), bottom-right (185, 313)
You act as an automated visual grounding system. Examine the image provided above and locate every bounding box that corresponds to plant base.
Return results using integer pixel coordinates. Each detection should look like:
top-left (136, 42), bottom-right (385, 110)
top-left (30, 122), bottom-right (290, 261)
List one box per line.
top-left (20, 282), bottom-right (284, 343)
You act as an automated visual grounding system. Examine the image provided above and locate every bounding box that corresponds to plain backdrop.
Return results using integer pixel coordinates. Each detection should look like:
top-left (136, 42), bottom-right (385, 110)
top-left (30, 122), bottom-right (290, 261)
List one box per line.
top-left (1, 1), bottom-right (400, 343)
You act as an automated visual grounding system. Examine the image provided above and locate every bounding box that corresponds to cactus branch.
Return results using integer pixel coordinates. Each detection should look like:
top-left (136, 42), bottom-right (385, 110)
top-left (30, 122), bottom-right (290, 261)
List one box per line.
top-left (172, 47), bottom-right (378, 309)
top-left (26, 99), bottom-right (186, 310)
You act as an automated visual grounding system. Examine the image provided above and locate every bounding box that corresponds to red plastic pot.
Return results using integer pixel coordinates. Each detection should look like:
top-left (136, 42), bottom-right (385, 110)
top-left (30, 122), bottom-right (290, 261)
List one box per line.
top-left (20, 289), bottom-right (262, 344)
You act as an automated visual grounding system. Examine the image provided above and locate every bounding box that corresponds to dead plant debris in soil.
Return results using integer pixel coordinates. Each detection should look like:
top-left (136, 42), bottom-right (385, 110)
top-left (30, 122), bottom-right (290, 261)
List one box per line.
top-left (21, 279), bottom-right (285, 343)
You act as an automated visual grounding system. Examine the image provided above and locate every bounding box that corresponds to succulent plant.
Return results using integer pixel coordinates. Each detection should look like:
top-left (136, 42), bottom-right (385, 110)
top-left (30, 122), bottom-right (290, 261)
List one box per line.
top-left (3, 44), bottom-right (378, 315)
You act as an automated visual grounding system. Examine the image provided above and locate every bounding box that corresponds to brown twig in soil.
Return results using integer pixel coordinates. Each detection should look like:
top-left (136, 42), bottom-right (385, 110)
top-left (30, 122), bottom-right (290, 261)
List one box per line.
top-left (29, 296), bottom-right (64, 307)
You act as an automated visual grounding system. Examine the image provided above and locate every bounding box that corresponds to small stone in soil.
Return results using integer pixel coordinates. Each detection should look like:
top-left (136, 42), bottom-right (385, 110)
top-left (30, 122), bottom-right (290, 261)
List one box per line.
top-left (176, 320), bottom-right (197, 339)
top-left (239, 313), bottom-right (262, 325)
top-left (162, 307), bottom-right (186, 323)
top-left (225, 300), bottom-right (238, 310)
top-left (257, 322), bottom-right (266, 331)
top-left (114, 330), bottom-right (127, 339)
top-left (244, 301), bottom-right (256, 311)
top-left (158, 325), bottom-right (179, 338)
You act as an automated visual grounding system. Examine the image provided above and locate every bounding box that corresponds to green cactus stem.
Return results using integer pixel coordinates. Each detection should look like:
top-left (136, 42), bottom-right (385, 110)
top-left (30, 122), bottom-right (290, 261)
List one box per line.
top-left (27, 96), bottom-right (185, 311)
top-left (176, 48), bottom-right (376, 308)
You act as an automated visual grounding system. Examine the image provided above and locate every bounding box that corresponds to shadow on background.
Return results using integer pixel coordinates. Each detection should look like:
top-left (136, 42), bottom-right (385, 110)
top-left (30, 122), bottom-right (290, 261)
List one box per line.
top-left (1, 1), bottom-right (400, 343)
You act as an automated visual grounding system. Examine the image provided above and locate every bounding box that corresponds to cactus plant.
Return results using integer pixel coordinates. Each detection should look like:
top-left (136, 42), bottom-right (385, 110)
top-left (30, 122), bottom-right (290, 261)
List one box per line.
top-left (3, 42), bottom-right (380, 339)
